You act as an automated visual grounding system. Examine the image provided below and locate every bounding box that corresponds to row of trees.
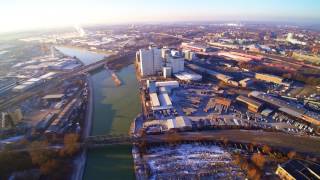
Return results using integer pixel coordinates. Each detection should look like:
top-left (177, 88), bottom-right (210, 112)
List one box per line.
top-left (0, 133), bottom-right (80, 179)
top-left (233, 153), bottom-right (264, 180)
top-left (233, 144), bottom-right (299, 180)
top-left (28, 133), bottom-right (80, 178)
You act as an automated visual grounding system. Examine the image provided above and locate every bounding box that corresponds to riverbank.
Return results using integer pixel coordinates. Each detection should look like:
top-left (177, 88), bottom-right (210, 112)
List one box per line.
top-left (83, 75), bottom-right (94, 138)
top-left (56, 45), bottom-right (114, 56)
top-left (105, 52), bottom-right (136, 71)
top-left (56, 46), bottom-right (140, 179)
top-left (55, 46), bottom-right (106, 66)
top-left (84, 65), bottom-right (140, 179)
top-left (72, 75), bottom-right (94, 180)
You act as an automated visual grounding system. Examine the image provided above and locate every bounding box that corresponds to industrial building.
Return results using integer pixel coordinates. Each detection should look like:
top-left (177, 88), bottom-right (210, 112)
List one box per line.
top-left (218, 52), bottom-right (252, 62)
top-left (158, 92), bottom-right (172, 107)
top-left (236, 95), bottom-right (263, 113)
top-left (137, 47), bottom-right (184, 77)
top-left (155, 81), bottom-right (179, 88)
top-left (255, 73), bottom-right (284, 84)
top-left (38, 72), bottom-right (57, 80)
top-left (166, 116), bottom-right (192, 130)
top-left (167, 55), bottom-right (184, 74)
top-left (137, 47), bottom-right (163, 76)
top-left (42, 94), bottom-right (65, 101)
top-left (162, 49), bottom-right (184, 74)
top-left (174, 71), bottom-right (202, 82)
top-left (149, 92), bottom-right (173, 110)
top-left (186, 63), bottom-right (238, 86)
top-left (150, 93), bottom-right (161, 108)
top-left (217, 51), bottom-right (263, 62)
top-left (48, 58), bottom-right (81, 70)
top-left (161, 47), bottom-right (170, 59)
top-left (275, 159), bottom-right (320, 180)
top-left (286, 33), bottom-right (307, 46)
top-left (183, 50), bottom-right (196, 61)
top-left (36, 113), bottom-right (57, 131)
top-left (13, 81), bottom-right (39, 92)
top-left (181, 42), bottom-right (209, 53)
top-left (239, 78), bottom-right (254, 88)
top-left (249, 91), bottom-right (320, 126)
top-left (143, 116), bottom-right (192, 133)
top-left (163, 67), bottom-right (172, 78)
top-left (0, 109), bottom-right (23, 128)
top-left (148, 81), bottom-right (179, 111)
top-left (12, 72), bottom-right (57, 92)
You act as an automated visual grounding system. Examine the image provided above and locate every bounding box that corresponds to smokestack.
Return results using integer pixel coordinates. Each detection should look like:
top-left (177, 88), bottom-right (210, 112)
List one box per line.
top-left (74, 25), bottom-right (85, 37)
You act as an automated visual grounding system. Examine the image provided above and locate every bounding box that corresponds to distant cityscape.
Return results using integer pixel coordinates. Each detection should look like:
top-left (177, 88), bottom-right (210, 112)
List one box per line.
top-left (0, 22), bottom-right (319, 179)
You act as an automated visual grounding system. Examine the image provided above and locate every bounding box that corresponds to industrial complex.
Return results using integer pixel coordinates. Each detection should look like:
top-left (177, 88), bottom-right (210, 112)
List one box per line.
top-left (133, 36), bottom-right (320, 179)
top-left (0, 22), bottom-right (320, 180)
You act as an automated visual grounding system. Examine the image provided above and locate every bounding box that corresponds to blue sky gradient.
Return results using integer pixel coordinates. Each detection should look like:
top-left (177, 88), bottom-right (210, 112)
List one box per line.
top-left (0, 0), bottom-right (319, 32)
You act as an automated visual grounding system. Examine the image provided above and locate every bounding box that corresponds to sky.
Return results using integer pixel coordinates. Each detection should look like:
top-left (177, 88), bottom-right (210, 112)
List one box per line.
top-left (0, 0), bottom-right (320, 33)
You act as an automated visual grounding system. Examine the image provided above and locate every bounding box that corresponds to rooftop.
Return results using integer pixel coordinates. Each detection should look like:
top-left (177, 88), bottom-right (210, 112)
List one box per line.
top-left (278, 159), bottom-right (320, 180)
top-left (249, 91), bottom-right (320, 125)
top-left (236, 95), bottom-right (263, 108)
top-left (42, 94), bottom-right (65, 100)
top-left (174, 71), bottom-right (202, 82)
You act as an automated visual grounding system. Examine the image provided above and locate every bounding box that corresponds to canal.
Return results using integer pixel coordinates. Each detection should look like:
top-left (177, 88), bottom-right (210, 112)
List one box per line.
top-left (56, 47), bottom-right (140, 179)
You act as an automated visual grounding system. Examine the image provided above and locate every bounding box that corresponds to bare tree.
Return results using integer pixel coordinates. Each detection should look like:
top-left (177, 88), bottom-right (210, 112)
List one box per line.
top-left (247, 165), bottom-right (261, 180)
top-left (287, 151), bottom-right (296, 159)
top-left (60, 133), bottom-right (80, 157)
top-left (28, 141), bottom-right (53, 166)
top-left (262, 145), bottom-right (271, 155)
top-left (251, 153), bottom-right (265, 169)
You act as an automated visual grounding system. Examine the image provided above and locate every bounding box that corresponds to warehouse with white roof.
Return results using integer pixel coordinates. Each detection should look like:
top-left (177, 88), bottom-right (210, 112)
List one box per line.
top-left (148, 81), bottom-right (179, 111)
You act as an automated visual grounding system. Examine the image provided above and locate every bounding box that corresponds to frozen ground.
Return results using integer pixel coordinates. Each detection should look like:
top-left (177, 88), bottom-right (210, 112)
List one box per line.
top-left (144, 143), bottom-right (245, 179)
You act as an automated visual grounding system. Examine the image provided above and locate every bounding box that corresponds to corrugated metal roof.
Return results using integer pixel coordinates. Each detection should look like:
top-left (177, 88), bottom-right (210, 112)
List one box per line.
top-left (166, 119), bottom-right (175, 129)
top-left (158, 92), bottom-right (172, 106)
top-left (42, 94), bottom-right (65, 99)
top-left (39, 72), bottom-right (56, 79)
top-left (236, 95), bottom-right (262, 108)
top-left (174, 72), bottom-right (202, 81)
top-left (150, 93), bottom-right (160, 107)
top-left (155, 81), bottom-right (179, 87)
top-left (279, 107), bottom-right (303, 119)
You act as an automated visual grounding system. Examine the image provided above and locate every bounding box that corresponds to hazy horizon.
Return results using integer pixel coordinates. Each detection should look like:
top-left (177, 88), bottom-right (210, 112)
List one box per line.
top-left (1, 0), bottom-right (320, 33)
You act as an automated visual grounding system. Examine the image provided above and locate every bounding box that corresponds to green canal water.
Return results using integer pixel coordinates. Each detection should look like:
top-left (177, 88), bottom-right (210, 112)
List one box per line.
top-left (56, 47), bottom-right (140, 180)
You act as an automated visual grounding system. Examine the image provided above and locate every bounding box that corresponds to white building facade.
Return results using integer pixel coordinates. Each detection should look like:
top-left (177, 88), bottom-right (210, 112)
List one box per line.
top-left (139, 47), bottom-right (163, 77)
top-left (167, 56), bottom-right (184, 73)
